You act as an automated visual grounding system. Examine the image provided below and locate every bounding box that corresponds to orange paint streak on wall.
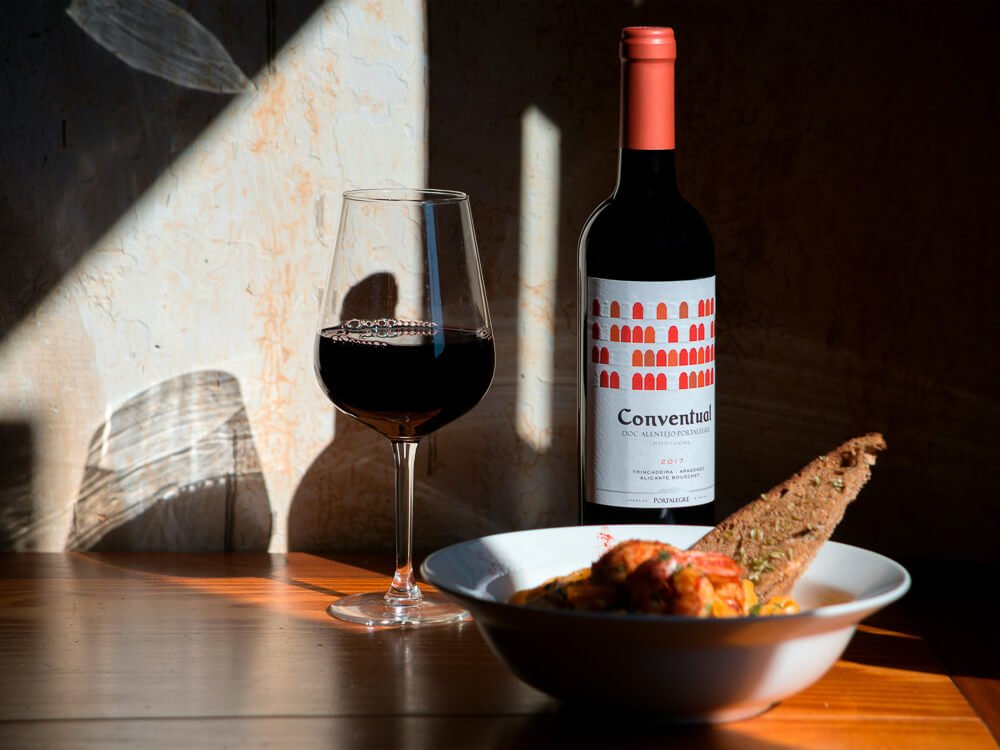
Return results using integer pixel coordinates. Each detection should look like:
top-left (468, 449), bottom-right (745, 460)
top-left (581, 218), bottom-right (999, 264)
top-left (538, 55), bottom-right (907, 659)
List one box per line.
top-left (250, 77), bottom-right (290, 154)
top-left (254, 262), bottom-right (297, 477)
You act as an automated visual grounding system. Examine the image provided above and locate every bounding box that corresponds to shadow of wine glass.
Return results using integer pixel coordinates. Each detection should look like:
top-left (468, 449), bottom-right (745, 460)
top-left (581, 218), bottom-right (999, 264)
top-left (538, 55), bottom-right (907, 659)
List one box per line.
top-left (289, 271), bottom-right (397, 554)
top-left (65, 370), bottom-right (271, 552)
top-left (288, 270), bottom-right (512, 555)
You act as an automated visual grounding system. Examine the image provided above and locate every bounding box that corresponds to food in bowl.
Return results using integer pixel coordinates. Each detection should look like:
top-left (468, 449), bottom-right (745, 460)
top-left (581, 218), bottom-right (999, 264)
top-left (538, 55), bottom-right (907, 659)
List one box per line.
top-left (421, 524), bottom-right (910, 721)
top-left (509, 433), bottom-right (889, 620)
top-left (511, 539), bottom-right (799, 617)
top-left (420, 433), bottom-right (907, 721)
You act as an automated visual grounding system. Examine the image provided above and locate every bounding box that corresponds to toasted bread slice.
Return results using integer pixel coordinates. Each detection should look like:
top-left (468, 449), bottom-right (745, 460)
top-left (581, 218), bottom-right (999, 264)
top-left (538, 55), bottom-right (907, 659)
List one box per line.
top-left (691, 433), bottom-right (887, 600)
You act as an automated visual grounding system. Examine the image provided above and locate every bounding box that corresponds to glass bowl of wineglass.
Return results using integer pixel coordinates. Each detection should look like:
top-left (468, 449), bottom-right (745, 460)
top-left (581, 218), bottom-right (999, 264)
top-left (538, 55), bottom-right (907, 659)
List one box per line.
top-left (314, 188), bottom-right (495, 627)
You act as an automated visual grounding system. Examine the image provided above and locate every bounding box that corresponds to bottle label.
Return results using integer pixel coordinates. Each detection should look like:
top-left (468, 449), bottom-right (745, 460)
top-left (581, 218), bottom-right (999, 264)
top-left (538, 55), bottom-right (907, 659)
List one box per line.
top-left (585, 276), bottom-right (715, 508)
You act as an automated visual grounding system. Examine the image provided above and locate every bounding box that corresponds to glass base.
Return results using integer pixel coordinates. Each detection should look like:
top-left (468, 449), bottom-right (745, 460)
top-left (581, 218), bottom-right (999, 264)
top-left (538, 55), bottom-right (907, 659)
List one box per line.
top-left (327, 590), bottom-right (469, 628)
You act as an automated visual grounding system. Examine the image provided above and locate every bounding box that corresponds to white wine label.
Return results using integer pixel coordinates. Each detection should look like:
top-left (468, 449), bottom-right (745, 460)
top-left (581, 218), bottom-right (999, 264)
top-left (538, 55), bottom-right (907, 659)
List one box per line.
top-left (586, 276), bottom-right (715, 508)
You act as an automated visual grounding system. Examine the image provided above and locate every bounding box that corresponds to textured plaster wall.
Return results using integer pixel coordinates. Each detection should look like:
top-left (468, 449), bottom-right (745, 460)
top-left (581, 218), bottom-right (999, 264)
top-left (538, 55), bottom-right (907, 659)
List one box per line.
top-left (0, 0), bottom-right (427, 552)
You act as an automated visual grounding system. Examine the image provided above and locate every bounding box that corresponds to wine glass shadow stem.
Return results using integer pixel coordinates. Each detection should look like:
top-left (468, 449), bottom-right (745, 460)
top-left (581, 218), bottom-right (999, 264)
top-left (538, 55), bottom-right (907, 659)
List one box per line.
top-left (387, 438), bottom-right (421, 605)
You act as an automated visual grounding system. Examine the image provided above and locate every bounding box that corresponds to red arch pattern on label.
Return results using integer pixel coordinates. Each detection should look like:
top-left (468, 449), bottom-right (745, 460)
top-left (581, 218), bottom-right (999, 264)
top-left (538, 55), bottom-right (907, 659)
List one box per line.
top-left (593, 296), bottom-right (715, 322)
top-left (591, 294), bottom-right (715, 390)
top-left (602, 367), bottom-right (713, 391)
top-left (592, 322), bottom-right (712, 345)
top-left (591, 345), bottom-right (716, 368)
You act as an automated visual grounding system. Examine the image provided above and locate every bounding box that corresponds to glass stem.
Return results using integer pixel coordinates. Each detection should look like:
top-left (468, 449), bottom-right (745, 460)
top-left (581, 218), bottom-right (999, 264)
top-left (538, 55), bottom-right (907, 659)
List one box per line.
top-left (387, 438), bottom-right (421, 606)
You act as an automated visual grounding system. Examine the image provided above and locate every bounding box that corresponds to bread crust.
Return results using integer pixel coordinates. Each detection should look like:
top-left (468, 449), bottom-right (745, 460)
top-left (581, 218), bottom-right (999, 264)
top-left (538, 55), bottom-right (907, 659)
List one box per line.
top-left (691, 433), bottom-right (887, 600)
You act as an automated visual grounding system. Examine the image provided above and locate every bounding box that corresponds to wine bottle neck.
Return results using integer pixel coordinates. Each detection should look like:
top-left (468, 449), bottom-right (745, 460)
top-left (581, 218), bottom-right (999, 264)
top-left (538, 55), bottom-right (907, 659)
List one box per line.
top-left (616, 28), bottom-right (679, 198)
top-left (614, 149), bottom-right (679, 198)
top-left (619, 27), bottom-right (676, 151)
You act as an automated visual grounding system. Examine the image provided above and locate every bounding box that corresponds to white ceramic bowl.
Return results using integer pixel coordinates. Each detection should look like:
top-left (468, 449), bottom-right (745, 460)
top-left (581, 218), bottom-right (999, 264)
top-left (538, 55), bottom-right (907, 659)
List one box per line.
top-left (421, 524), bottom-right (910, 723)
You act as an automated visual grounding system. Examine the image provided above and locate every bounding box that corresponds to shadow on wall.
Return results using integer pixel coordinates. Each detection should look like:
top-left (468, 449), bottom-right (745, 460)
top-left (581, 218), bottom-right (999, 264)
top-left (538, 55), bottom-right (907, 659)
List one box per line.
top-left (66, 371), bottom-right (271, 551)
top-left (0, 0), bottom-right (322, 343)
top-left (289, 273), bottom-right (396, 552)
top-left (0, 422), bottom-right (37, 550)
top-left (291, 413), bottom-right (512, 555)
top-left (289, 273), bottom-right (504, 554)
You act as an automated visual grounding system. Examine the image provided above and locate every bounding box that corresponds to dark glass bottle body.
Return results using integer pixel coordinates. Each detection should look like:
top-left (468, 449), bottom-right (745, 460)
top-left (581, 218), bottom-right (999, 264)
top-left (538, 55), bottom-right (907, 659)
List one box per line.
top-left (579, 149), bottom-right (715, 526)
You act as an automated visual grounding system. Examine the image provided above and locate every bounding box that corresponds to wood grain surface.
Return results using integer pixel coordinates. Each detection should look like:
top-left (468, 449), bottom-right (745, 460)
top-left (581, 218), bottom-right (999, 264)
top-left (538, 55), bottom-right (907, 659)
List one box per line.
top-left (0, 553), bottom-right (994, 749)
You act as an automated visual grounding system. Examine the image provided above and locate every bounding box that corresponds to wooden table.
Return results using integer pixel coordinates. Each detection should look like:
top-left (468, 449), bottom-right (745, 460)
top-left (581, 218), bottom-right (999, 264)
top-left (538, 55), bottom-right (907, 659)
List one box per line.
top-left (0, 553), bottom-right (995, 749)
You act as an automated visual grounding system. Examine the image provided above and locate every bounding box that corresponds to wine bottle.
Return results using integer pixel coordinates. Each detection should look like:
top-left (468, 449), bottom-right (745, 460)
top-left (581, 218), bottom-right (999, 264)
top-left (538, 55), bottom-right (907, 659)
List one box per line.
top-left (579, 27), bottom-right (715, 526)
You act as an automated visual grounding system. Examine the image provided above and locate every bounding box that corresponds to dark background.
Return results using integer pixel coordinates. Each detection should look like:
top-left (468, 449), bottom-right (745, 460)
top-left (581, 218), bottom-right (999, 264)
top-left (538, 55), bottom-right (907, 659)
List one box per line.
top-left (427, 0), bottom-right (999, 565)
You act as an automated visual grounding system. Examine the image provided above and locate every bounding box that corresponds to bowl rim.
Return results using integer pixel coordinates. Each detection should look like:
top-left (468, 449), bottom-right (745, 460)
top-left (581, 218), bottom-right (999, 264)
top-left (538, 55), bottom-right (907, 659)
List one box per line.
top-left (421, 524), bottom-right (911, 626)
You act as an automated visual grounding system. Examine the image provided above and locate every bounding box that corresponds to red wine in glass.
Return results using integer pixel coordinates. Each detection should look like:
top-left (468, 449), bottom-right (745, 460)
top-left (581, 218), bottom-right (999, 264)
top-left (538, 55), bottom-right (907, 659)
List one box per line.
top-left (315, 321), bottom-right (495, 440)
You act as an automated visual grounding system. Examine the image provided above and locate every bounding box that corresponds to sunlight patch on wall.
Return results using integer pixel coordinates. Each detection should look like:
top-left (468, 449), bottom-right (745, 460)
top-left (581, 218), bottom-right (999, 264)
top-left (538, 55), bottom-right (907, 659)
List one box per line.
top-left (516, 106), bottom-right (561, 452)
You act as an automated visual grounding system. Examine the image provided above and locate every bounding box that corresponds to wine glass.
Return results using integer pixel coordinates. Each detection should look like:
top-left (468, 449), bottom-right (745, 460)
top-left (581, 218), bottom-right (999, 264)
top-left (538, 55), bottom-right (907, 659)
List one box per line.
top-left (314, 188), bottom-right (495, 627)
